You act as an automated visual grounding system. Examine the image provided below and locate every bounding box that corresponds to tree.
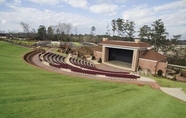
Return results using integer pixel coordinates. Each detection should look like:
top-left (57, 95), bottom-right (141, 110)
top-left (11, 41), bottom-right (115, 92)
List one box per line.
top-left (172, 35), bottom-right (182, 45)
top-left (90, 26), bottom-right (96, 36)
top-left (151, 19), bottom-right (168, 51)
top-left (20, 22), bottom-right (29, 34)
top-left (106, 23), bottom-right (110, 36)
top-left (37, 25), bottom-right (46, 40)
top-left (170, 35), bottom-right (182, 64)
top-left (30, 28), bottom-right (37, 40)
top-left (116, 18), bottom-right (124, 38)
top-left (111, 18), bottom-right (135, 40)
top-left (20, 22), bottom-right (30, 39)
top-left (138, 25), bottom-right (151, 41)
top-left (123, 20), bottom-right (135, 40)
top-left (111, 19), bottom-right (116, 36)
top-left (47, 26), bottom-right (54, 40)
top-left (55, 22), bottom-right (72, 41)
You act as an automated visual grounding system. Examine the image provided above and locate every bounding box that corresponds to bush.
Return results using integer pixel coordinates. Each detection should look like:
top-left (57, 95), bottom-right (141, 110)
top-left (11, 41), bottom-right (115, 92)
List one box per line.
top-left (98, 58), bottom-right (102, 63)
top-left (157, 69), bottom-right (163, 76)
top-left (91, 55), bottom-right (95, 60)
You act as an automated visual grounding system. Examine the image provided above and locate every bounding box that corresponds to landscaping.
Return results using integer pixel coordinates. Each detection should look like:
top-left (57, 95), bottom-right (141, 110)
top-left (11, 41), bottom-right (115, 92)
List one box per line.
top-left (153, 76), bottom-right (186, 92)
top-left (0, 41), bottom-right (186, 118)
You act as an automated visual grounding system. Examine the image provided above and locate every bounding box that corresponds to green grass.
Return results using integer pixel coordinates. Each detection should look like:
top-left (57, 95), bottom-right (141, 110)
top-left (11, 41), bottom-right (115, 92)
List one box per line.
top-left (72, 42), bottom-right (83, 47)
top-left (51, 48), bottom-right (67, 57)
top-left (153, 76), bottom-right (186, 92)
top-left (0, 41), bottom-right (186, 118)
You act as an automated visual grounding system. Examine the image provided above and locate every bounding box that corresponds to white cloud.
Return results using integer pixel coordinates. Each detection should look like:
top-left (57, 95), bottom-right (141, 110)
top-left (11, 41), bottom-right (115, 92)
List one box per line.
top-left (122, 1), bottom-right (186, 39)
top-left (122, 5), bottom-right (153, 21)
top-left (27, 0), bottom-right (88, 9)
top-left (14, 0), bottom-right (21, 5)
top-left (27, 0), bottom-right (61, 5)
top-left (1, 19), bottom-right (6, 24)
top-left (0, 5), bottom-right (104, 34)
top-left (89, 3), bottom-right (118, 14)
top-left (63, 0), bottom-right (88, 9)
top-left (153, 0), bottom-right (186, 12)
top-left (0, 0), bottom-right (5, 4)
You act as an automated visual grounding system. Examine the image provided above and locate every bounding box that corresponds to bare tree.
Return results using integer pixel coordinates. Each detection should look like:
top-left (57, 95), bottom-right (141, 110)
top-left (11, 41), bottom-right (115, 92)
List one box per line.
top-left (56, 22), bottom-right (72, 41)
top-left (20, 22), bottom-right (29, 33)
top-left (30, 28), bottom-right (37, 40)
top-left (20, 22), bottom-right (30, 40)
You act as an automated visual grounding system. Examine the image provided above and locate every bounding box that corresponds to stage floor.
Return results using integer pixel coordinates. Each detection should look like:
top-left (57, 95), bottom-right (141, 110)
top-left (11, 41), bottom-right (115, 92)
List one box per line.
top-left (106, 60), bottom-right (132, 70)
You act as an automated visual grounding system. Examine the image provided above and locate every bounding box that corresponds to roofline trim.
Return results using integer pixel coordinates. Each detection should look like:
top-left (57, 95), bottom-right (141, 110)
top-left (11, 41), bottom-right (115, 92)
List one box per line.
top-left (102, 44), bottom-right (149, 50)
top-left (139, 58), bottom-right (158, 62)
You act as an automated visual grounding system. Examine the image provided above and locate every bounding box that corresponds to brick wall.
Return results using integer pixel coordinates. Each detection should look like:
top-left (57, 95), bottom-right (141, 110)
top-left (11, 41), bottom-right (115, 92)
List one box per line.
top-left (94, 50), bottom-right (102, 60)
top-left (138, 58), bottom-right (167, 75)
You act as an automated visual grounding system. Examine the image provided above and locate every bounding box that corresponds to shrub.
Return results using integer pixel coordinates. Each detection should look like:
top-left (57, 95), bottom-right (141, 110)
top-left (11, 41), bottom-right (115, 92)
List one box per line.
top-left (98, 58), bottom-right (102, 63)
top-left (157, 69), bottom-right (163, 76)
top-left (91, 55), bottom-right (95, 60)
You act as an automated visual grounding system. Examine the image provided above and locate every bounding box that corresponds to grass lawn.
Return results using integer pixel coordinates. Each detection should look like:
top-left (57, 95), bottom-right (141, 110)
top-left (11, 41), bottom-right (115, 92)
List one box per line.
top-left (152, 76), bottom-right (186, 92)
top-left (72, 42), bottom-right (83, 47)
top-left (0, 41), bottom-right (186, 118)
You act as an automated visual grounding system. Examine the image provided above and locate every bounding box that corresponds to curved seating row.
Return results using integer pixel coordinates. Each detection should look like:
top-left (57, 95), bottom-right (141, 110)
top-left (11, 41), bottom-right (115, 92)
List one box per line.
top-left (41, 52), bottom-right (65, 65)
top-left (69, 57), bottom-right (130, 75)
top-left (24, 50), bottom-right (45, 65)
top-left (69, 57), bottom-right (95, 70)
top-left (69, 58), bottom-right (139, 79)
top-left (40, 52), bottom-right (139, 79)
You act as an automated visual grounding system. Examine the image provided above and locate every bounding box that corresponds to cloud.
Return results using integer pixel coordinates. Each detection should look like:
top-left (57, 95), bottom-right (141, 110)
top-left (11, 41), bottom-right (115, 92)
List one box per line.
top-left (122, 5), bottom-right (153, 22)
top-left (89, 3), bottom-right (118, 14)
top-left (14, 0), bottom-right (21, 6)
top-left (27, 0), bottom-right (61, 5)
top-left (153, 0), bottom-right (186, 12)
top-left (1, 19), bottom-right (6, 24)
top-left (63, 0), bottom-right (88, 9)
top-left (121, 0), bottom-right (186, 39)
top-left (0, 0), bottom-right (5, 5)
top-left (0, 5), bottom-right (103, 34)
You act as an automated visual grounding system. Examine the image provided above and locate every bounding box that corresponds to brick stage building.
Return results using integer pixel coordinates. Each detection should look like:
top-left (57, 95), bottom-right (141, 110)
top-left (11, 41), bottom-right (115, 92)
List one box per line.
top-left (94, 38), bottom-right (167, 75)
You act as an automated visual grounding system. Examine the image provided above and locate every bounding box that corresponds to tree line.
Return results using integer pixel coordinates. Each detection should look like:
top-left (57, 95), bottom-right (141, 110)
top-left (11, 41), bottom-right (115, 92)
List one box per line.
top-left (20, 22), bottom-right (73, 41)
top-left (8, 19), bottom-right (182, 48)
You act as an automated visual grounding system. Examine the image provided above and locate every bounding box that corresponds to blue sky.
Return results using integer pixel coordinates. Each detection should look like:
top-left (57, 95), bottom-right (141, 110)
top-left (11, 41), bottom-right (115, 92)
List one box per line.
top-left (0, 0), bottom-right (186, 39)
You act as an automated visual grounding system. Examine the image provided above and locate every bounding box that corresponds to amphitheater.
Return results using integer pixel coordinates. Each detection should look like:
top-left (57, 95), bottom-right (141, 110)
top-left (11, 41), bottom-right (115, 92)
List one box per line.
top-left (22, 46), bottom-right (186, 102)
top-left (24, 49), bottom-right (160, 89)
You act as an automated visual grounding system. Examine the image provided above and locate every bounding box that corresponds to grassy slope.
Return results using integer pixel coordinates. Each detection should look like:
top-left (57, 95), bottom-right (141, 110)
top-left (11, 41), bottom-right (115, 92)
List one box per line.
top-left (153, 77), bottom-right (186, 92)
top-left (0, 41), bottom-right (186, 118)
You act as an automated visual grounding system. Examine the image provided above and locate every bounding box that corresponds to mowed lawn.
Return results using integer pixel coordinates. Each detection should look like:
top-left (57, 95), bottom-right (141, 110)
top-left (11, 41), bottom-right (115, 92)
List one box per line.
top-left (0, 41), bottom-right (186, 118)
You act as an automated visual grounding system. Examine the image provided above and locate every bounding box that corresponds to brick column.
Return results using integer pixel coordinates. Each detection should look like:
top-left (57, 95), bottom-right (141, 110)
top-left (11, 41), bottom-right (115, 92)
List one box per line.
top-left (102, 46), bottom-right (106, 62)
top-left (131, 49), bottom-right (139, 71)
top-left (102, 46), bottom-right (109, 62)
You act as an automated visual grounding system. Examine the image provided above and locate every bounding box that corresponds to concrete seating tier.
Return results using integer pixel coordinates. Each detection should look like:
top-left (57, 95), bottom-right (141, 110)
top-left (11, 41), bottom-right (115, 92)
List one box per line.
top-left (41, 52), bottom-right (139, 79)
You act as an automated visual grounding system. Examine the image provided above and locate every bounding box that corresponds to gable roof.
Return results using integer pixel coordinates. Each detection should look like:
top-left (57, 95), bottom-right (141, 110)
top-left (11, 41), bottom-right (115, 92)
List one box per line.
top-left (100, 40), bottom-right (151, 48)
top-left (140, 50), bottom-right (167, 61)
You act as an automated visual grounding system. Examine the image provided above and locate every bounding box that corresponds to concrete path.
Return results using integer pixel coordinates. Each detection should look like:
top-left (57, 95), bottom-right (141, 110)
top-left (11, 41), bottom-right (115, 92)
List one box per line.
top-left (138, 76), bottom-right (156, 82)
top-left (160, 87), bottom-right (186, 102)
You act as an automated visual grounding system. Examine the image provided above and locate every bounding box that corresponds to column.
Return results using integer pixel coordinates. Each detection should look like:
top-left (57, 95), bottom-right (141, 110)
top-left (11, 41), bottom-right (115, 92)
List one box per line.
top-left (131, 49), bottom-right (139, 71)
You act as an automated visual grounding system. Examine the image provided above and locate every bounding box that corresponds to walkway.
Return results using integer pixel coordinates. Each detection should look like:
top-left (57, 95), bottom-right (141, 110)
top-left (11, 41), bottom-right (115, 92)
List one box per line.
top-left (160, 87), bottom-right (186, 102)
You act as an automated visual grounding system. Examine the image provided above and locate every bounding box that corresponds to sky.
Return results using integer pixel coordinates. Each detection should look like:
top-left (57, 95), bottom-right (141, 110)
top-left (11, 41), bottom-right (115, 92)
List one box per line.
top-left (0, 0), bottom-right (186, 40)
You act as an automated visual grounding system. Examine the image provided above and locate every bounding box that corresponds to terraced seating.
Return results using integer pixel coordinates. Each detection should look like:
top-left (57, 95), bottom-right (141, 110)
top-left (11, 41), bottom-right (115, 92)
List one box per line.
top-left (40, 52), bottom-right (139, 79)
top-left (24, 50), bottom-right (45, 65)
top-left (69, 57), bottom-right (96, 70)
top-left (43, 52), bottom-right (50, 62)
